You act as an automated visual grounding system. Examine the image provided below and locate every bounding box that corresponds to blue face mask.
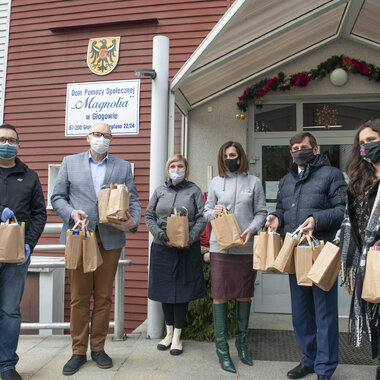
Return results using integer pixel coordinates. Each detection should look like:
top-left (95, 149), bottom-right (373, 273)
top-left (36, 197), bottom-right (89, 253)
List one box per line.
top-left (0, 142), bottom-right (18, 160)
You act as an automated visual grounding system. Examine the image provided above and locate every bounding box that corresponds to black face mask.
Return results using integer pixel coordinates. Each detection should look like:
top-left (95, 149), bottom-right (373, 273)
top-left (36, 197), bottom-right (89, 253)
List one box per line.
top-left (225, 157), bottom-right (240, 172)
top-left (360, 141), bottom-right (380, 164)
top-left (291, 148), bottom-right (315, 166)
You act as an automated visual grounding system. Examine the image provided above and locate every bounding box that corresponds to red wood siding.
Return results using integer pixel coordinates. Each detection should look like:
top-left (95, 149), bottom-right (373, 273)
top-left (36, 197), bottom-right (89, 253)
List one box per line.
top-left (5, 0), bottom-right (230, 333)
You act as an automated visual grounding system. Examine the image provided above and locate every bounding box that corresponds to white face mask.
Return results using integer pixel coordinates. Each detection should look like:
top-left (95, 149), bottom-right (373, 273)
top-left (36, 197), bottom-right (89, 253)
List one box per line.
top-left (91, 136), bottom-right (110, 154)
top-left (169, 169), bottom-right (185, 183)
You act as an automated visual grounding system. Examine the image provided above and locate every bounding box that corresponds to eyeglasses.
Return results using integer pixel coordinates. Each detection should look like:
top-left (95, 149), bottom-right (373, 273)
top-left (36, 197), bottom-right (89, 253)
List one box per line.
top-left (0, 137), bottom-right (19, 145)
top-left (89, 132), bottom-right (112, 140)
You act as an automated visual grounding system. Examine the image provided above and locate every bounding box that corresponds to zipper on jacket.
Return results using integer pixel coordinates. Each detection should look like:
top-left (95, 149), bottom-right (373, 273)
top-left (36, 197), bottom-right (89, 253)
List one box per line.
top-left (233, 175), bottom-right (238, 212)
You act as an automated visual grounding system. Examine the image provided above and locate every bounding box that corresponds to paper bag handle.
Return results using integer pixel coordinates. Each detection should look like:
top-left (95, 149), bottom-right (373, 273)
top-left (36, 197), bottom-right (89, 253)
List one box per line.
top-left (168, 206), bottom-right (188, 217)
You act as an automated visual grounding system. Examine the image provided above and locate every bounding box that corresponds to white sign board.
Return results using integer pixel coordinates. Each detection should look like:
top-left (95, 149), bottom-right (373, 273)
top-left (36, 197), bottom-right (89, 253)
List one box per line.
top-left (65, 80), bottom-right (140, 136)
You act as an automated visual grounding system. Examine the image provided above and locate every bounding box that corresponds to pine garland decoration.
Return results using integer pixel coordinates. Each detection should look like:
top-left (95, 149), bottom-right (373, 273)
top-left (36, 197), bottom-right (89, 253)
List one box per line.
top-left (237, 54), bottom-right (380, 112)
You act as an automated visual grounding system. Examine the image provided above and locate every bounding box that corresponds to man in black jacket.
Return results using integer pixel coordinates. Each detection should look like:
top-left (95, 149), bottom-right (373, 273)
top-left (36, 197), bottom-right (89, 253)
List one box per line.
top-left (0, 124), bottom-right (46, 380)
top-left (266, 132), bottom-right (346, 380)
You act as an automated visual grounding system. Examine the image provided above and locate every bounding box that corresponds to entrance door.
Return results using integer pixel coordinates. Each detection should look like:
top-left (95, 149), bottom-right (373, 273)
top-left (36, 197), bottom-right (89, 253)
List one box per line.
top-left (252, 139), bottom-right (352, 315)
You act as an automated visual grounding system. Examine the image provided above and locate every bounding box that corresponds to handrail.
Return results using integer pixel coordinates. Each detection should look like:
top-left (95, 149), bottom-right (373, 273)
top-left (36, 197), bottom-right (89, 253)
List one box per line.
top-left (21, 223), bottom-right (131, 340)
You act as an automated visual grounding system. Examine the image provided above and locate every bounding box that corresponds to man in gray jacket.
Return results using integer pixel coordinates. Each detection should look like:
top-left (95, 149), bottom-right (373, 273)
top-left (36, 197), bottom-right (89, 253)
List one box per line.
top-left (51, 122), bottom-right (141, 376)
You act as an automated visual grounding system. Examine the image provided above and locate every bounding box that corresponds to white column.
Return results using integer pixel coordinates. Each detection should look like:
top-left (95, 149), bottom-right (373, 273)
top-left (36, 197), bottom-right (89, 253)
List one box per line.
top-left (147, 35), bottom-right (169, 339)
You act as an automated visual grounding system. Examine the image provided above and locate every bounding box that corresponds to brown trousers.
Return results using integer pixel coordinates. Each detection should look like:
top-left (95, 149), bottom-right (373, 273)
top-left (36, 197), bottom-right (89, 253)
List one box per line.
top-left (69, 233), bottom-right (121, 354)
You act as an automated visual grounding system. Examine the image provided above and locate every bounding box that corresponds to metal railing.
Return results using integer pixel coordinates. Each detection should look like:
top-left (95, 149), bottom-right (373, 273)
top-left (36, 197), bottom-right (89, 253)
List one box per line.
top-left (20, 223), bottom-right (132, 340)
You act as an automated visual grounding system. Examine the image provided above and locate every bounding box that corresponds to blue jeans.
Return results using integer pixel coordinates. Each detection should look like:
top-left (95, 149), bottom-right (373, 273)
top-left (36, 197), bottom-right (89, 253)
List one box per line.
top-left (0, 259), bottom-right (29, 373)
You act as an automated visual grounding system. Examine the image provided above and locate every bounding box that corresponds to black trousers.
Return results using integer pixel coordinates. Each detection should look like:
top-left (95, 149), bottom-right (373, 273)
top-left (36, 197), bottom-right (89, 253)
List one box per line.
top-left (162, 302), bottom-right (188, 329)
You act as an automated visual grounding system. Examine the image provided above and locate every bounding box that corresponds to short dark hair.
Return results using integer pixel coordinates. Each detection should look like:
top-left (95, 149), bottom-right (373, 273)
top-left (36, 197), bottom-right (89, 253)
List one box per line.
top-left (289, 132), bottom-right (317, 149)
top-left (217, 141), bottom-right (249, 177)
top-left (0, 123), bottom-right (19, 140)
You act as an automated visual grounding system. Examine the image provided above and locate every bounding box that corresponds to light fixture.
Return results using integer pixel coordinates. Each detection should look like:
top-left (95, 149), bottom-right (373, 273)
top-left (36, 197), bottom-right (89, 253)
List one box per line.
top-left (134, 68), bottom-right (156, 79)
top-left (329, 68), bottom-right (348, 86)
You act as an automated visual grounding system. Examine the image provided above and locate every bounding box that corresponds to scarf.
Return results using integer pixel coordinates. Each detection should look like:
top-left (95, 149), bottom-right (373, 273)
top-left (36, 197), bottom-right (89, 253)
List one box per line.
top-left (340, 192), bottom-right (380, 348)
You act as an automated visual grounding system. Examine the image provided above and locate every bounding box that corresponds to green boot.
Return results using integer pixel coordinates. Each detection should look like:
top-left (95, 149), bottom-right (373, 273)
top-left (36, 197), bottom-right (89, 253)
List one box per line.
top-left (212, 303), bottom-right (236, 373)
top-left (235, 301), bottom-right (253, 366)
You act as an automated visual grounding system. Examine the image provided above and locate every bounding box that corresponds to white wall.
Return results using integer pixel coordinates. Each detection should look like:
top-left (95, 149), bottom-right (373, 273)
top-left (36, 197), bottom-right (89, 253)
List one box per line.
top-left (187, 38), bottom-right (380, 192)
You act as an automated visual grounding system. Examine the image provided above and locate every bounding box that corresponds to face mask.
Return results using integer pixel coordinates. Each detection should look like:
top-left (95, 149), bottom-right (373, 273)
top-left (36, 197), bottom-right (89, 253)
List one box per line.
top-left (291, 148), bottom-right (315, 166)
top-left (0, 142), bottom-right (18, 160)
top-left (91, 136), bottom-right (110, 154)
top-left (360, 141), bottom-right (380, 164)
top-left (169, 169), bottom-right (186, 183)
top-left (225, 157), bottom-right (240, 173)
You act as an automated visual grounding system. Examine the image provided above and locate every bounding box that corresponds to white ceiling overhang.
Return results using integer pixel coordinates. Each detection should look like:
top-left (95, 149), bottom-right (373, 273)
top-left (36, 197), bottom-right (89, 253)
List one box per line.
top-left (170, 0), bottom-right (380, 111)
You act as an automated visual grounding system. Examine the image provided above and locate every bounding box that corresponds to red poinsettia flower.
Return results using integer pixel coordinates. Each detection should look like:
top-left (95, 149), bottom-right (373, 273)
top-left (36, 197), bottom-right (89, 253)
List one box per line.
top-left (257, 87), bottom-right (267, 96)
top-left (342, 57), bottom-right (352, 66)
top-left (243, 87), bottom-right (249, 96)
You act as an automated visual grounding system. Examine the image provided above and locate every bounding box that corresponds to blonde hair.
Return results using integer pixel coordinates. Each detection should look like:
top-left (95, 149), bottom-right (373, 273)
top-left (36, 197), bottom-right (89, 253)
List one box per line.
top-left (165, 154), bottom-right (189, 178)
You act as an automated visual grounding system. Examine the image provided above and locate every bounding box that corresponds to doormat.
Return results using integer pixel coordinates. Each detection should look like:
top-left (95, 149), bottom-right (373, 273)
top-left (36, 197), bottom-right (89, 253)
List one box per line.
top-left (246, 329), bottom-right (377, 365)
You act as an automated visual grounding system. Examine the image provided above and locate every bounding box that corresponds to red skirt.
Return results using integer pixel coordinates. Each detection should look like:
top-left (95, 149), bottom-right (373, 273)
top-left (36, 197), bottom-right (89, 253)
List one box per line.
top-left (210, 252), bottom-right (257, 299)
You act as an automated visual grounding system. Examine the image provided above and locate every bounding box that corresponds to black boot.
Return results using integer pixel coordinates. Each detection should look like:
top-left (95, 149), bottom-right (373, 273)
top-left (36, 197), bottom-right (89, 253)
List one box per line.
top-left (235, 300), bottom-right (253, 366)
top-left (212, 303), bottom-right (236, 373)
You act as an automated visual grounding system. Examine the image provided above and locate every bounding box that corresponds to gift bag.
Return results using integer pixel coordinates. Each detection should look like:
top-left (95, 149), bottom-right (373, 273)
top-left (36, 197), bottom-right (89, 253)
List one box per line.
top-left (253, 228), bottom-right (282, 273)
top-left (98, 184), bottom-right (112, 224)
top-left (294, 234), bottom-right (314, 286)
top-left (0, 218), bottom-right (25, 263)
top-left (311, 236), bottom-right (324, 263)
top-left (362, 241), bottom-right (380, 303)
top-left (253, 231), bottom-right (267, 271)
top-left (308, 241), bottom-right (340, 291)
top-left (166, 207), bottom-right (189, 248)
top-left (273, 227), bottom-right (301, 274)
top-left (106, 183), bottom-right (130, 223)
top-left (211, 206), bottom-right (243, 251)
top-left (82, 230), bottom-right (103, 273)
top-left (65, 220), bottom-right (85, 270)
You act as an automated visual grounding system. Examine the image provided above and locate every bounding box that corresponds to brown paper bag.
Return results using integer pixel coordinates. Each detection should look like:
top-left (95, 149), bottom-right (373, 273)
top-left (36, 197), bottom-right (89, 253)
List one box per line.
top-left (82, 230), bottom-right (103, 273)
top-left (210, 206), bottom-right (243, 251)
top-left (0, 219), bottom-right (25, 263)
top-left (310, 236), bottom-right (325, 263)
top-left (265, 231), bottom-right (282, 273)
top-left (106, 184), bottom-right (130, 223)
top-left (362, 242), bottom-right (380, 303)
top-left (65, 220), bottom-right (85, 270)
top-left (294, 234), bottom-right (313, 286)
top-left (166, 207), bottom-right (189, 248)
top-left (273, 227), bottom-right (301, 274)
top-left (253, 228), bottom-right (282, 272)
top-left (98, 185), bottom-right (112, 224)
top-left (308, 241), bottom-right (340, 291)
top-left (253, 232), bottom-right (267, 271)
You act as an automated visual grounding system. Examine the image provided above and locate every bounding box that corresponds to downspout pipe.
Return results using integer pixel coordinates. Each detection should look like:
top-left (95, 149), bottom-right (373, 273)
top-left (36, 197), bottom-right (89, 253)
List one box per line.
top-left (147, 35), bottom-right (169, 339)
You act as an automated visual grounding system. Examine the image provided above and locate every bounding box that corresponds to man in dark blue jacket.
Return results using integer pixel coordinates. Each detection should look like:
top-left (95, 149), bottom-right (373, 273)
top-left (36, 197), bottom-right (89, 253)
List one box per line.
top-left (266, 132), bottom-right (346, 380)
top-left (0, 124), bottom-right (46, 380)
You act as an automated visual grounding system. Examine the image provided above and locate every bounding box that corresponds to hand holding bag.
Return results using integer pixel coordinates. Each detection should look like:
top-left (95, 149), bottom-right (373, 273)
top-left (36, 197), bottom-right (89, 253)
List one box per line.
top-left (65, 220), bottom-right (85, 270)
top-left (166, 207), bottom-right (190, 248)
top-left (362, 240), bottom-right (380, 303)
top-left (307, 240), bottom-right (340, 291)
top-left (273, 226), bottom-right (302, 274)
top-left (0, 217), bottom-right (25, 263)
top-left (99, 183), bottom-right (130, 224)
top-left (210, 206), bottom-right (243, 251)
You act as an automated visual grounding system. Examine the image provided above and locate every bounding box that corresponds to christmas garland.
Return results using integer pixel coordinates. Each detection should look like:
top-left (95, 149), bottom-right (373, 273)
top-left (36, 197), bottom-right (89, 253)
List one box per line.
top-left (237, 55), bottom-right (380, 112)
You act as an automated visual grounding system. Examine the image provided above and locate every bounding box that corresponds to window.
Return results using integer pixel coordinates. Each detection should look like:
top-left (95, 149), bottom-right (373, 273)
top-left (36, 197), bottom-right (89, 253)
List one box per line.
top-left (255, 104), bottom-right (296, 132)
top-left (303, 102), bottom-right (380, 131)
